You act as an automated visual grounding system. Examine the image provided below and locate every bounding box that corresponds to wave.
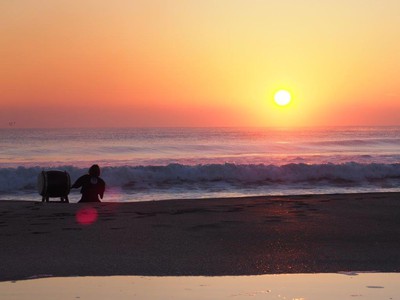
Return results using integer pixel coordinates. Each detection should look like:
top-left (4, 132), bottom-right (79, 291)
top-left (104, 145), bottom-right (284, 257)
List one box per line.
top-left (1, 163), bottom-right (400, 193)
top-left (308, 138), bottom-right (400, 147)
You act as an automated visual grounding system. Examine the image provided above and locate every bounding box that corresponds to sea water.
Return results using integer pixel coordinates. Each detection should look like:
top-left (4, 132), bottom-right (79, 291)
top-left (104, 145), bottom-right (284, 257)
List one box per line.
top-left (1, 127), bottom-right (400, 202)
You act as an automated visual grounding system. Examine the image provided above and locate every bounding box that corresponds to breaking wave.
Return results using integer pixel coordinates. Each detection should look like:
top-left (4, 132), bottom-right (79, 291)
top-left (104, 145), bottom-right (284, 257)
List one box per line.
top-left (1, 162), bottom-right (400, 193)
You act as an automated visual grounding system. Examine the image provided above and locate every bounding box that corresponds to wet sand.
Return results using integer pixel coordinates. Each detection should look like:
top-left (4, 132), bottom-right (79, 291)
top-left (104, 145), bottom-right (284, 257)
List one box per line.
top-left (1, 192), bottom-right (400, 281)
top-left (2, 273), bottom-right (399, 299)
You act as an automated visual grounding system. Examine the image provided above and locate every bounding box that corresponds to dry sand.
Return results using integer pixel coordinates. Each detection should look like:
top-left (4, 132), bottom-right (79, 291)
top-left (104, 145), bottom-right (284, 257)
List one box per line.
top-left (1, 192), bottom-right (400, 281)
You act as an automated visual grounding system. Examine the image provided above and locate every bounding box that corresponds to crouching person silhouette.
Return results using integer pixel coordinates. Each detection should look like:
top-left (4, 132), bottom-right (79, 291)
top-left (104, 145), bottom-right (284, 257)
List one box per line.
top-left (71, 164), bottom-right (105, 203)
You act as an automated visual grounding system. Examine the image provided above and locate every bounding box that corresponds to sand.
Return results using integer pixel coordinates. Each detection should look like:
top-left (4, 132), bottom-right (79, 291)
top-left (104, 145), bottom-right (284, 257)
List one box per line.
top-left (1, 192), bottom-right (400, 281)
top-left (2, 273), bottom-right (400, 300)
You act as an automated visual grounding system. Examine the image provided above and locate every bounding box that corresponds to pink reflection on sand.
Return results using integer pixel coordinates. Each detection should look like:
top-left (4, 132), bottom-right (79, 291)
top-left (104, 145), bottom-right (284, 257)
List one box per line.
top-left (75, 207), bottom-right (98, 225)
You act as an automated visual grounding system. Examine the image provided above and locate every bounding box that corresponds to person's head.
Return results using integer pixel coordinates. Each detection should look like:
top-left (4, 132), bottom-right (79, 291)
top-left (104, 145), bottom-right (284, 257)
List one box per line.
top-left (89, 164), bottom-right (101, 177)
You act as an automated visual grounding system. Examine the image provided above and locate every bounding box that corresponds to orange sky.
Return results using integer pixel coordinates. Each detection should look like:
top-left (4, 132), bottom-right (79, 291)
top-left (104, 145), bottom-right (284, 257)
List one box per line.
top-left (1, 1), bottom-right (400, 128)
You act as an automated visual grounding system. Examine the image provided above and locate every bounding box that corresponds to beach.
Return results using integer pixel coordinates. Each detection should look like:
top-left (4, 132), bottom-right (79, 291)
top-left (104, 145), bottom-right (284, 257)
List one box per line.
top-left (3, 0), bottom-right (400, 297)
top-left (1, 192), bottom-right (400, 282)
top-left (2, 273), bottom-right (400, 300)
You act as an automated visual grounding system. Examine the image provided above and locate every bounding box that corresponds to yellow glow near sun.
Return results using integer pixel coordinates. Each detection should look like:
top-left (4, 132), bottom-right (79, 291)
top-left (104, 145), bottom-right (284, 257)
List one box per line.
top-left (274, 90), bottom-right (291, 106)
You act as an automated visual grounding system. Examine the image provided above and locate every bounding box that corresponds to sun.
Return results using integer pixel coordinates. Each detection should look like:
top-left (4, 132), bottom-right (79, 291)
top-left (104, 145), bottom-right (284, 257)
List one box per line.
top-left (274, 90), bottom-right (291, 106)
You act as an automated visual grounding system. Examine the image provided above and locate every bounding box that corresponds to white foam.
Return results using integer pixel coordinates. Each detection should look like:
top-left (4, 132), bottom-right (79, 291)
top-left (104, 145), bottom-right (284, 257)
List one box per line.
top-left (1, 162), bottom-right (400, 193)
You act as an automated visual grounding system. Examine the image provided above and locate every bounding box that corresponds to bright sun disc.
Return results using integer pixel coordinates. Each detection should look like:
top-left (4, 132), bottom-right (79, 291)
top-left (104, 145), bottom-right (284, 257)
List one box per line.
top-left (274, 90), bottom-right (291, 106)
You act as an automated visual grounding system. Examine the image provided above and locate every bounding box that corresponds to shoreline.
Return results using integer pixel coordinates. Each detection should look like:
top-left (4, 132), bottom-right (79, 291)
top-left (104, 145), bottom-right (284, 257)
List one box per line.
top-left (2, 190), bottom-right (400, 203)
top-left (2, 273), bottom-right (400, 299)
top-left (1, 192), bottom-right (400, 281)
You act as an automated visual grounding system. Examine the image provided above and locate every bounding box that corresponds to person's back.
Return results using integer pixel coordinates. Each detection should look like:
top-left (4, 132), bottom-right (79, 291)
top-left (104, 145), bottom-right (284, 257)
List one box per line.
top-left (71, 165), bottom-right (105, 203)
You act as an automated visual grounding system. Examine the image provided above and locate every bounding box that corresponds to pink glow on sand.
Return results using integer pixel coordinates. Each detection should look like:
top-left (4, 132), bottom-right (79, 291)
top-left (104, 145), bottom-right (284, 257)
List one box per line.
top-left (76, 207), bottom-right (98, 226)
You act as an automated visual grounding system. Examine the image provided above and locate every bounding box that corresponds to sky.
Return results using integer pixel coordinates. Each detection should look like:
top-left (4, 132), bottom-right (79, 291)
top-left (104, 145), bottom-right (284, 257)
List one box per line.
top-left (1, 0), bottom-right (400, 128)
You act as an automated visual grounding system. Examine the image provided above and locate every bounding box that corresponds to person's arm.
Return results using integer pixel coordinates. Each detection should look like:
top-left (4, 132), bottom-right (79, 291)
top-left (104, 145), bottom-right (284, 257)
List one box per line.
top-left (71, 175), bottom-right (85, 189)
top-left (99, 180), bottom-right (105, 199)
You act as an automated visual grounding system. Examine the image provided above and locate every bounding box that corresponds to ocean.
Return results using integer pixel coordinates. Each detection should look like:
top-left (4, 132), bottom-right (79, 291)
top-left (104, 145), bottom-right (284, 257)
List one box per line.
top-left (1, 127), bottom-right (400, 202)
